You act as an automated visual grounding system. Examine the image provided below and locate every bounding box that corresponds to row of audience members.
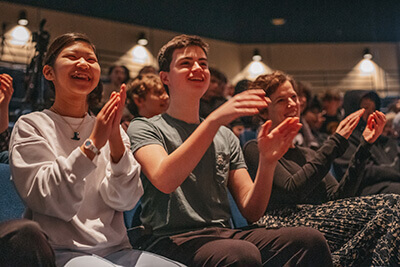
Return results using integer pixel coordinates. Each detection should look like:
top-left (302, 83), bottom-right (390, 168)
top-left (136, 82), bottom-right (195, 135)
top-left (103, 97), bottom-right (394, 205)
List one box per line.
top-left (1, 33), bottom-right (400, 266)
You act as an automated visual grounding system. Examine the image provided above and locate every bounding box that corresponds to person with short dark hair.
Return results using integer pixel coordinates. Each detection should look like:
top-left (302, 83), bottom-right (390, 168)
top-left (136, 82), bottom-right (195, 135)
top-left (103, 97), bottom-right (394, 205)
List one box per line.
top-left (128, 34), bottom-right (333, 267)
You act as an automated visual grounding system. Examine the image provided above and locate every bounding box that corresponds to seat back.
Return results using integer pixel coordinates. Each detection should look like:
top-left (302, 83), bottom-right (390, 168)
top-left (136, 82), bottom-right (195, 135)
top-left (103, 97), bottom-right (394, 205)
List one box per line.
top-left (0, 163), bottom-right (25, 222)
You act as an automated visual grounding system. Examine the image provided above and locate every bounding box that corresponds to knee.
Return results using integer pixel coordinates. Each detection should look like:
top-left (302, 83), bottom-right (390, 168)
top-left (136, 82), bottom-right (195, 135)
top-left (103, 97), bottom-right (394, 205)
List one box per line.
top-left (286, 227), bottom-right (332, 264)
top-left (194, 239), bottom-right (262, 267)
top-left (284, 227), bottom-right (330, 254)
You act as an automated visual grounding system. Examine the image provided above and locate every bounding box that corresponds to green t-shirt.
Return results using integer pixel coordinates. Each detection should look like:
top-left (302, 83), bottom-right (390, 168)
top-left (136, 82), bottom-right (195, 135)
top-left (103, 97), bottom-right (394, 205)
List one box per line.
top-left (128, 113), bottom-right (247, 236)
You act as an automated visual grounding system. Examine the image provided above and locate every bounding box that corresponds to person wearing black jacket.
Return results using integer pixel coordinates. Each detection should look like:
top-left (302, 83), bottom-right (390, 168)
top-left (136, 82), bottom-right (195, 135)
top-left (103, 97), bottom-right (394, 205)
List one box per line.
top-left (244, 71), bottom-right (400, 267)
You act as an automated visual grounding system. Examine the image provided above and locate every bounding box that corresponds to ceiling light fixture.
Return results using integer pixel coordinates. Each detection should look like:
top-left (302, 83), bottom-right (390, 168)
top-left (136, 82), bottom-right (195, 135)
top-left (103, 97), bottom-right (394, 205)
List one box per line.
top-left (18, 10), bottom-right (28, 26)
top-left (137, 32), bottom-right (148, 46)
top-left (363, 48), bottom-right (372, 60)
top-left (271, 18), bottom-right (286, 26)
top-left (252, 49), bottom-right (262, 61)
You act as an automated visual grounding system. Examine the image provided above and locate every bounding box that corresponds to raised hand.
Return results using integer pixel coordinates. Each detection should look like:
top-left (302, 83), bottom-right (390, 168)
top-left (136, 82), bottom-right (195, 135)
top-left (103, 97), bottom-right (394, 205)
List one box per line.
top-left (257, 117), bottom-right (302, 162)
top-left (0, 74), bottom-right (14, 133)
top-left (208, 89), bottom-right (269, 126)
top-left (107, 83), bottom-right (128, 163)
top-left (0, 74), bottom-right (14, 107)
top-left (89, 92), bottom-right (119, 150)
top-left (362, 111), bottom-right (386, 144)
top-left (110, 83), bottom-right (127, 136)
top-left (336, 109), bottom-right (365, 139)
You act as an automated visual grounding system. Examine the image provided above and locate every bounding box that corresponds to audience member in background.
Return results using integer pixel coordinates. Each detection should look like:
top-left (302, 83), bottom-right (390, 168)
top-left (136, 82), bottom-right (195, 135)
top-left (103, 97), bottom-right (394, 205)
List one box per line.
top-left (320, 89), bottom-right (344, 134)
top-left (9, 32), bottom-right (180, 266)
top-left (302, 96), bottom-right (329, 146)
top-left (234, 79), bottom-right (250, 96)
top-left (233, 79), bottom-right (261, 146)
top-left (387, 99), bottom-right (400, 114)
top-left (223, 81), bottom-right (235, 99)
top-left (229, 118), bottom-right (245, 138)
top-left (126, 73), bottom-right (169, 119)
top-left (243, 71), bottom-right (400, 266)
top-left (334, 91), bottom-right (400, 195)
top-left (0, 73), bottom-right (13, 163)
top-left (101, 65), bottom-right (130, 105)
top-left (382, 112), bottom-right (398, 138)
top-left (137, 65), bottom-right (158, 77)
top-left (128, 34), bottom-right (333, 267)
top-left (199, 67), bottom-right (227, 118)
top-left (293, 81), bottom-right (320, 149)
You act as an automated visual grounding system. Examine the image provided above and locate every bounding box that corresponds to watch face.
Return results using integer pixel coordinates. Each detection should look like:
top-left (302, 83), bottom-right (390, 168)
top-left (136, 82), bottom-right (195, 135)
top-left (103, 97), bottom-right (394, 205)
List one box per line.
top-left (85, 140), bottom-right (91, 147)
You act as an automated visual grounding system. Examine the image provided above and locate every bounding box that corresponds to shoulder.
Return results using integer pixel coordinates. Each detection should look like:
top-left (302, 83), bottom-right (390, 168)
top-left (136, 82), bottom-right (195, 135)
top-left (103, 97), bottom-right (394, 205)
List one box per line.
top-left (14, 111), bottom-right (54, 131)
top-left (128, 115), bottom-right (164, 136)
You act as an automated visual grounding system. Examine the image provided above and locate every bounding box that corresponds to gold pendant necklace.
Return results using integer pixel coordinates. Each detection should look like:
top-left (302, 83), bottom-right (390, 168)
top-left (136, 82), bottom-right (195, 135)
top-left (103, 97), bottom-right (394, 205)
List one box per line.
top-left (50, 107), bottom-right (87, 141)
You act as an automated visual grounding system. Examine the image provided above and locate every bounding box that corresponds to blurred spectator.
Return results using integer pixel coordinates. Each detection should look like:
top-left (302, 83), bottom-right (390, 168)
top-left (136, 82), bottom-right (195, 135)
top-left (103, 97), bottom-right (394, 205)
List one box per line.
top-left (101, 65), bottom-right (130, 105)
top-left (137, 65), bottom-right (158, 77)
top-left (199, 67), bottom-right (227, 118)
top-left (387, 99), bottom-right (400, 114)
top-left (320, 89), bottom-right (344, 134)
top-left (223, 82), bottom-right (235, 99)
top-left (293, 81), bottom-right (320, 149)
top-left (229, 118), bottom-right (245, 138)
top-left (382, 112), bottom-right (397, 138)
top-left (126, 73), bottom-right (169, 119)
top-left (234, 79), bottom-right (250, 96)
top-left (334, 91), bottom-right (400, 195)
top-left (302, 98), bottom-right (328, 146)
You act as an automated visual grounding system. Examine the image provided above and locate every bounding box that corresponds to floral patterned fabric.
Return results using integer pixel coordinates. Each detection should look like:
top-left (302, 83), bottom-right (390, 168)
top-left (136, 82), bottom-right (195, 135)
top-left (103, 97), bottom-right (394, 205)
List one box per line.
top-left (257, 194), bottom-right (400, 266)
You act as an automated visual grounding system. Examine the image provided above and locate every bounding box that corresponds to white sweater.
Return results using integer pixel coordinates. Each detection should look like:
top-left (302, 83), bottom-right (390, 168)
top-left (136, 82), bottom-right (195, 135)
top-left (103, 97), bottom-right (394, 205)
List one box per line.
top-left (9, 109), bottom-right (143, 256)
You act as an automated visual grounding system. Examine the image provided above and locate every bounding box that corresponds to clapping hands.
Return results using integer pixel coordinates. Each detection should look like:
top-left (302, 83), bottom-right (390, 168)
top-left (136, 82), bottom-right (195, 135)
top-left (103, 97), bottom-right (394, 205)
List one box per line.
top-left (362, 111), bottom-right (386, 144)
top-left (257, 117), bottom-right (302, 162)
top-left (335, 109), bottom-right (365, 139)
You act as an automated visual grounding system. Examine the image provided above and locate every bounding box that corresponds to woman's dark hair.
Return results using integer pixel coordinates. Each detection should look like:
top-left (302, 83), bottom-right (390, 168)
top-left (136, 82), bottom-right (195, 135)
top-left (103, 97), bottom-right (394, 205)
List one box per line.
top-left (43, 32), bottom-right (102, 112)
top-left (250, 71), bottom-right (296, 97)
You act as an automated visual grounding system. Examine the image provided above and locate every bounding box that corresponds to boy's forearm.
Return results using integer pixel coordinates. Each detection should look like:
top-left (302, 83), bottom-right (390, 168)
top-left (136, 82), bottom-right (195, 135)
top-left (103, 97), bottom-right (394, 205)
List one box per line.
top-left (145, 117), bottom-right (222, 193)
top-left (240, 159), bottom-right (276, 222)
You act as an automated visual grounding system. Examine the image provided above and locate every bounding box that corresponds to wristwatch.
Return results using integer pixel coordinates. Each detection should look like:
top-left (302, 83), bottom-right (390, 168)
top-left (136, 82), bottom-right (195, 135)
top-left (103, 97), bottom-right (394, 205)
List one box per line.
top-left (84, 139), bottom-right (100, 155)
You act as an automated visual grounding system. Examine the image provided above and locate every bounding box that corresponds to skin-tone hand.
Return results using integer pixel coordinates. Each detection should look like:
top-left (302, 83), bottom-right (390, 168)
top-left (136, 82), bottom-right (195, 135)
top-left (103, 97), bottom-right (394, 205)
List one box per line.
top-left (108, 84), bottom-right (127, 163)
top-left (335, 109), bottom-right (365, 139)
top-left (362, 111), bottom-right (386, 144)
top-left (208, 89), bottom-right (270, 126)
top-left (80, 92), bottom-right (118, 160)
top-left (0, 74), bottom-right (14, 133)
top-left (258, 117), bottom-right (302, 162)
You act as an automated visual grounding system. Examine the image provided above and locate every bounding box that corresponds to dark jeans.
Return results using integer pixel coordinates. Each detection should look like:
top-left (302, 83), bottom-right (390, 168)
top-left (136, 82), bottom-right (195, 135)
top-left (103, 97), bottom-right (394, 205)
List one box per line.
top-left (0, 219), bottom-right (56, 267)
top-left (136, 226), bottom-right (333, 267)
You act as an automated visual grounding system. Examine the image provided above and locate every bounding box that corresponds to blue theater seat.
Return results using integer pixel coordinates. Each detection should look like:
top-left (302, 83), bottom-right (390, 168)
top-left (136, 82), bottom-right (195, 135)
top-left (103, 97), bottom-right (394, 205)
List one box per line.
top-left (0, 163), bottom-right (25, 222)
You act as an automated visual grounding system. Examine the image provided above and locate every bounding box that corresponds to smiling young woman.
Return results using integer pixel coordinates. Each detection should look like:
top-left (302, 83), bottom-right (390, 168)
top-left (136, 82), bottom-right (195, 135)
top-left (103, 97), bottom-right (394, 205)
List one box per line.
top-left (8, 33), bottom-right (183, 266)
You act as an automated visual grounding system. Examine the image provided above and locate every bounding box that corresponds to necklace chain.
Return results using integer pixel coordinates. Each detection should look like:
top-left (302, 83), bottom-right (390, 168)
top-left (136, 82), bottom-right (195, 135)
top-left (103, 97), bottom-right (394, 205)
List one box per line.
top-left (50, 107), bottom-right (87, 140)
